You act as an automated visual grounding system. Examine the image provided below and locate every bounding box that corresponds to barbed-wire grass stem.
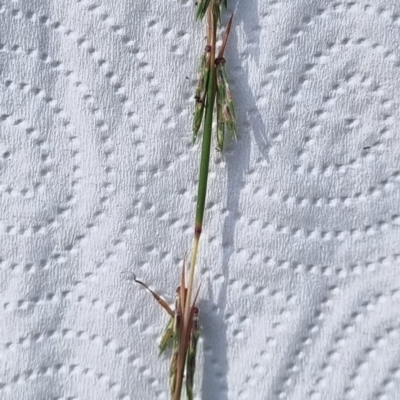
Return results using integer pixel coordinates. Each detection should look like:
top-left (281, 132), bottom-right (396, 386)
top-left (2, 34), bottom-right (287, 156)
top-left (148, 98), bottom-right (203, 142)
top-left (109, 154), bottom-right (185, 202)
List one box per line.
top-left (132, 2), bottom-right (235, 399)
top-left (174, 4), bottom-right (220, 397)
top-left (183, 0), bottom-right (217, 363)
top-left (173, 14), bottom-right (217, 396)
top-left (175, 4), bottom-right (235, 399)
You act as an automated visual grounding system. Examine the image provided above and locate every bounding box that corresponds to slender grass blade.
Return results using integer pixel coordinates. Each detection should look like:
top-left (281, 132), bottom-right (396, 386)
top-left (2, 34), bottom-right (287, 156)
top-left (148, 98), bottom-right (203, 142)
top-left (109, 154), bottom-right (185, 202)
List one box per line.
top-left (196, 0), bottom-right (212, 21)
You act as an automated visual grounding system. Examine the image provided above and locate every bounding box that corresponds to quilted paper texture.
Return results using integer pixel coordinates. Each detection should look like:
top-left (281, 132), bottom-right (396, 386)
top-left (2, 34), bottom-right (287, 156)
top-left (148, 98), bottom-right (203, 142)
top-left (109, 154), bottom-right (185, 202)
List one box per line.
top-left (0, 0), bottom-right (400, 399)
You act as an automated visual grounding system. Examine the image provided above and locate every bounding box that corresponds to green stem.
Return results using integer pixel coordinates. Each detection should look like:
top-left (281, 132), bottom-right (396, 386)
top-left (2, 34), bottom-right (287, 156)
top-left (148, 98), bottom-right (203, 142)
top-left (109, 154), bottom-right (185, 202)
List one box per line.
top-left (185, 17), bottom-right (216, 323)
top-left (195, 56), bottom-right (216, 232)
top-left (173, 10), bottom-right (217, 400)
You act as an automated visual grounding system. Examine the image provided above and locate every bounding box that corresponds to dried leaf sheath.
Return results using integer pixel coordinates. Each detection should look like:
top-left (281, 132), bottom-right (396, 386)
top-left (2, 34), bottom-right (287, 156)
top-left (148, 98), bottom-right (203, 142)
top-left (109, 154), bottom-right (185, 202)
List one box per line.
top-left (132, 263), bottom-right (200, 400)
top-left (131, 274), bottom-right (174, 317)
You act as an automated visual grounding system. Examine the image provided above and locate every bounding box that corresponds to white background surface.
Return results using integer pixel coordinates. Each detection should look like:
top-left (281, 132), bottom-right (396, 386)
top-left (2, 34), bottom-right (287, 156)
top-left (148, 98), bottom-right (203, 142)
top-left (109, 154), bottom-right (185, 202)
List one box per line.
top-left (1, 0), bottom-right (400, 399)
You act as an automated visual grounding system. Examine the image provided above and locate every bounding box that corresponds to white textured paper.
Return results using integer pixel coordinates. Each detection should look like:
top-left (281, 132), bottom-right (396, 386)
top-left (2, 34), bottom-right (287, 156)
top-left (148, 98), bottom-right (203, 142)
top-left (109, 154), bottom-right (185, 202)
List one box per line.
top-left (1, 0), bottom-right (400, 399)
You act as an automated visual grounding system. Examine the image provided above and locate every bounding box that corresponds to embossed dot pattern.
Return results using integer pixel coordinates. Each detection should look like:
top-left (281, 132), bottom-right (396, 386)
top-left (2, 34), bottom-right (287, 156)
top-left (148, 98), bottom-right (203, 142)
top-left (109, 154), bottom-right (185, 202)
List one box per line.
top-left (0, 0), bottom-right (400, 399)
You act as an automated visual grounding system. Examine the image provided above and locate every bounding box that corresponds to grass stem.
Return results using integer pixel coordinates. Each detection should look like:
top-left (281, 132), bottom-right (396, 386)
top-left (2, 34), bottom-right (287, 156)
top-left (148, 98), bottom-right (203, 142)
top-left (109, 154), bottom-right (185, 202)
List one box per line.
top-left (184, 0), bottom-right (216, 346)
top-left (173, 6), bottom-right (217, 400)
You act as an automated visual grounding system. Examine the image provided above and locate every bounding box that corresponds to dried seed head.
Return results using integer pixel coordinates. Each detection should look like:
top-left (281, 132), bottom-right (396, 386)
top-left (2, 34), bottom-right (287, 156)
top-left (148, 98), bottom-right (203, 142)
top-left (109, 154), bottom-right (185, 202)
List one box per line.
top-left (159, 318), bottom-right (174, 355)
top-left (193, 46), bottom-right (211, 142)
top-left (186, 306), bottom-right (200, 400)
top-left (215, 58), bottom-right (236, 151)
top-left (169, 351), bottom-right (178, 396)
